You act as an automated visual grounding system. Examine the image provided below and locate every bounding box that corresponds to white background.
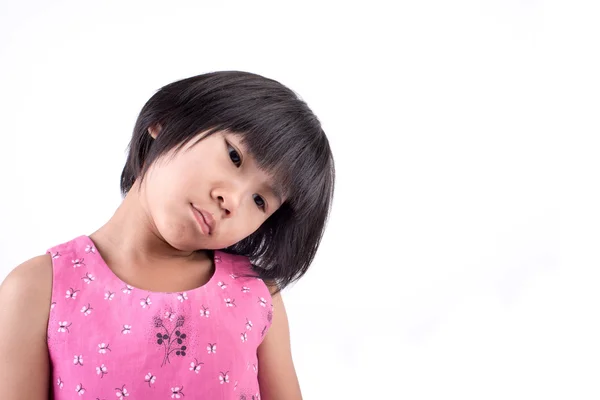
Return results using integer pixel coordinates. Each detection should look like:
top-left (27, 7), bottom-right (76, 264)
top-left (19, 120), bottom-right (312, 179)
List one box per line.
top-left (1, 1), bottom-right (599, 398)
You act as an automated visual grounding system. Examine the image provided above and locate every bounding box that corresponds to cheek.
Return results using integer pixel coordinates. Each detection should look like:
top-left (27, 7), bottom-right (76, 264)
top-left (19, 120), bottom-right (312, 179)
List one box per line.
top-left (241, 213), bottom-right (268, 236)
top-left (144, 168), bottom-right (184, 219)
top-left (153, 163), bottom-right (191, 195)
top-left (216, 215), bottom-right (261, 246)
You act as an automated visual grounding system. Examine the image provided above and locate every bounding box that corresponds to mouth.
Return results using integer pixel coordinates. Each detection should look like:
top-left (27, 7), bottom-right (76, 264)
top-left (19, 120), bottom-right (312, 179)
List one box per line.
top-left (191, 204), bottom-right (214, 235)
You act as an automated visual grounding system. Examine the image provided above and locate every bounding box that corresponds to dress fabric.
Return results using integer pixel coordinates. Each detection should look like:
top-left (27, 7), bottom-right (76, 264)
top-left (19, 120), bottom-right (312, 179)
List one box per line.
top-left (46, 235), bottom-right (273, 399)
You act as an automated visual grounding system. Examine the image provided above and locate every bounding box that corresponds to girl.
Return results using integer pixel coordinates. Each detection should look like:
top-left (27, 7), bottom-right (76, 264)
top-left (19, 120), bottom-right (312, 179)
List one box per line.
top-left (0, 71), bottom-right (335, 400)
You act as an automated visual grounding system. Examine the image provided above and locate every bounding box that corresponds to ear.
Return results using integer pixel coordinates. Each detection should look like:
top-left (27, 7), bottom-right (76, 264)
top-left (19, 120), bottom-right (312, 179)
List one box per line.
top-left (148, 123), bottom-right (163, 139)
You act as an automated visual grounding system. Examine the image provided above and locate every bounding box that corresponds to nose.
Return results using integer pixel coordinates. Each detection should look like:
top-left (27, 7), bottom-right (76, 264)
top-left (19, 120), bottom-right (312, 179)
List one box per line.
top-left (212, 186), bottom-right (243, 217)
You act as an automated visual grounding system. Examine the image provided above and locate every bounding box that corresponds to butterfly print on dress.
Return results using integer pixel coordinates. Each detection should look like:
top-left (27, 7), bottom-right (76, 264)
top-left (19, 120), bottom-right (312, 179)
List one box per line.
top-left (96, 364), bottom-right (107, 378)
top-left (75, 383), bottom-right (85, 395)
top-left (98, 343), bottom-right (111, 353)
top-left (58, 321), bottom-right (71, 333)
top-left (171, 386), bottom-right (185, 398)
top-left (82, 272), bottom-right (95, 284)
top-left (115, 384), bottom-right (129, 397)
top-left (144, 372), bottom-right (156, 387)
top-left (190, 358), bottom-right (204, 373)
top-left (199, 305), bottom-right (210, 318)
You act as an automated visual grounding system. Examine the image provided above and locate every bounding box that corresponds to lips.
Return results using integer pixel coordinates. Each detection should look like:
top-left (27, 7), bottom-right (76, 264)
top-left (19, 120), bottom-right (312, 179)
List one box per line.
top-left (191, 205), bottom-right (215, 235)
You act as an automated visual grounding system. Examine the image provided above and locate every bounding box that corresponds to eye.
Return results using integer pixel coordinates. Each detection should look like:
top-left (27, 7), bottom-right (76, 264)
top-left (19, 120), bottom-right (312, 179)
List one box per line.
top-left (253, 194), bottom-right (266, 211)
top-left (227, 142), bottom-right (242, 167)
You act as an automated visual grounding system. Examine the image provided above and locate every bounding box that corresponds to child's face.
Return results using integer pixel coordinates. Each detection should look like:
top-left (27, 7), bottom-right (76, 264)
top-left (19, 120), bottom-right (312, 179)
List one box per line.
top-left (141, 129), bottom-right (285, 252)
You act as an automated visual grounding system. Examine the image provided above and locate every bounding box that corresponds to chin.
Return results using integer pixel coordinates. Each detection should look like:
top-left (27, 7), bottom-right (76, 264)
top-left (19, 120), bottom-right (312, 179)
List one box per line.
top-left (157, 224), bottom-right (204, 252)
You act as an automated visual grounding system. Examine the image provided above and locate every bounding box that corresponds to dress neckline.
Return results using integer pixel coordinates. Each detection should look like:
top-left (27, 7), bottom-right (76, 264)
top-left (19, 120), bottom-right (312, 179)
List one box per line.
top-left (80, 235), bottom-right (221, 296)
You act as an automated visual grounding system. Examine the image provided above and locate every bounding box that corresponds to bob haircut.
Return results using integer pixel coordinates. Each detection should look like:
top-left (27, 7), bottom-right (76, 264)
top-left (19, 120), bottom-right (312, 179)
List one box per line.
top-left (120, 71), bottom-right (335, 292)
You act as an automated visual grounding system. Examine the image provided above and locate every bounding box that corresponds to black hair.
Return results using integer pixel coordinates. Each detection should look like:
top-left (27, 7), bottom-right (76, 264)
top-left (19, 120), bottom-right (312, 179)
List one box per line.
top-left (121, 71), bottom-right (335, 293)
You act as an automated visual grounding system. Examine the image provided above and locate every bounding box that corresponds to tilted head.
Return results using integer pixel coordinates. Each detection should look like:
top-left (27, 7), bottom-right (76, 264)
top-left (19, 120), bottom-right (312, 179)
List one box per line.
top-left (121, 71), bottom-right (335, 291)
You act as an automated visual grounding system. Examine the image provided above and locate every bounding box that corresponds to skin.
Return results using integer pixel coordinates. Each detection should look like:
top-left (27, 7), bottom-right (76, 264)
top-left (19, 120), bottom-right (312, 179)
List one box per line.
top-left (0, 125), bottom-right (302, 399)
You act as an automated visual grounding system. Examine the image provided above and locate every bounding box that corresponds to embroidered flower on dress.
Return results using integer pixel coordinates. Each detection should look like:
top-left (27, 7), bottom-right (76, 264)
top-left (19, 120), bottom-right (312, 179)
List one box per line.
top-left (154, 316), bottom-right (187, 367)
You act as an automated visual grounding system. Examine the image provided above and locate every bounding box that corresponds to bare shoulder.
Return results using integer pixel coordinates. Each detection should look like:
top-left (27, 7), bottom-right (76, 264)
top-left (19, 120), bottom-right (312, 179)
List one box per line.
top-left (0, 254), bottom-right (53, 399)
top-left (1, 253), bottom-right (53, 296)
top-left (0, 254), bottom-right (53, 321)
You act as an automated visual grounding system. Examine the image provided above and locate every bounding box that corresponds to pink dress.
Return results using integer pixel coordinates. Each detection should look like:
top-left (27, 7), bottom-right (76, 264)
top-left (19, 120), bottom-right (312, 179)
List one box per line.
top-left (47, 235), bottom-right (273, 399)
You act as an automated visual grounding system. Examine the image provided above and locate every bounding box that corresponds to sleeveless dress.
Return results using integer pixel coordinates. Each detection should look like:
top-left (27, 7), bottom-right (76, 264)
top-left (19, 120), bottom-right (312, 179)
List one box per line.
top-left (46, 235), bottom-right (273, 400)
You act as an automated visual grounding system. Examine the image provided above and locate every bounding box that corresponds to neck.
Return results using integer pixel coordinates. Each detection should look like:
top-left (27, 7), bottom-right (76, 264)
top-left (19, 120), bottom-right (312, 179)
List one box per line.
top-left (89, 180), bottom-right (210, 268)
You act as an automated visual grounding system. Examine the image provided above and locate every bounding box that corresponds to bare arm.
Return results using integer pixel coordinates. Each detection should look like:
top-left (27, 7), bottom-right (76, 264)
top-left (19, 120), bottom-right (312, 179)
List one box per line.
top-left (0, 255), bottom-right (52, 399)
top-left (257, 290), bottom-right (303, 400)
